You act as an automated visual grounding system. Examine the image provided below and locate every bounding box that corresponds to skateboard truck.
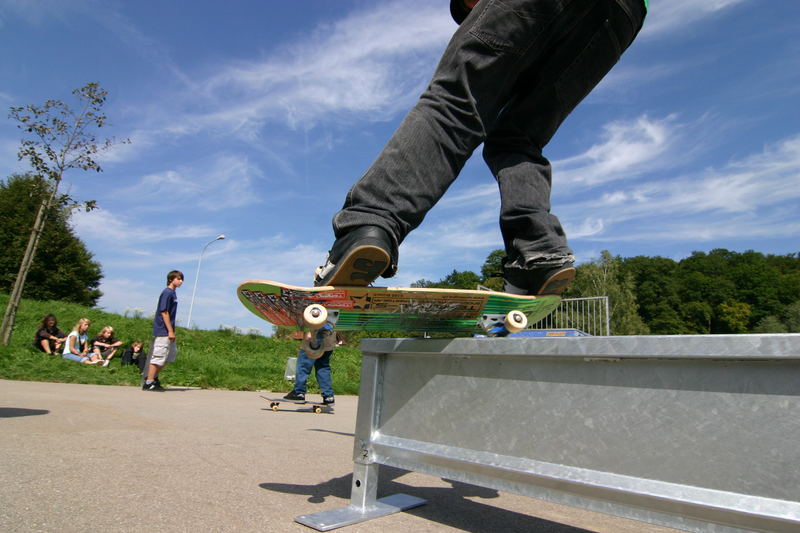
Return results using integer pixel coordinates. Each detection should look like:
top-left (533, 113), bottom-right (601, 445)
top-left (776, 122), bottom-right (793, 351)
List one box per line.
top-left (480, 311), bottom-right (528, 337)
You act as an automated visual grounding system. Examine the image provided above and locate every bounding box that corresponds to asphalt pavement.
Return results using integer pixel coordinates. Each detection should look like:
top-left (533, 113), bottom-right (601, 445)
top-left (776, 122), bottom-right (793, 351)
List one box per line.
top-left (0, 379), bottom-right (678, 532)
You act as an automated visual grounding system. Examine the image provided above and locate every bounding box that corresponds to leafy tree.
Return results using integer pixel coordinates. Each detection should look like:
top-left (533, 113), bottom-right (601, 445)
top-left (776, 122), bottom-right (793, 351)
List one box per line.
top-left (752, 316), bottom-right (788, 334)
top-left (621, 256), bottom-right (684, 333)
top-left (412, 269), bottom-right (482, 290)
top-left (783, 301), bottom-right (800, 333)
top-left (0, 82), bottom-right (127, 345)
top-left (479, 249), bottom-right (505, 290)
top-left (716, 300), bottom-right (752, 333)
top-left (681, 301), bottom-right (713, 334)
top-left (566, 250), bottom-right (648, 335)
top-left (0, 174), bottom-right (102, 305)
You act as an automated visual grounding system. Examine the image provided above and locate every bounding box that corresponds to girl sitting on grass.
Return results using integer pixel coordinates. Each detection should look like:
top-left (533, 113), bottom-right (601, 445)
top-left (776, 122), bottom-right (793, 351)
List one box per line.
top-left (62, 318), bottom-right (103, 365)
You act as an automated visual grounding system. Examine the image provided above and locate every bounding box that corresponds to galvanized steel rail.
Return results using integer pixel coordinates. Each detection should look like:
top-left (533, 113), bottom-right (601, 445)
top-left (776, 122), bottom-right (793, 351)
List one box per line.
top-left (296, 334), bottom-right (800, 532)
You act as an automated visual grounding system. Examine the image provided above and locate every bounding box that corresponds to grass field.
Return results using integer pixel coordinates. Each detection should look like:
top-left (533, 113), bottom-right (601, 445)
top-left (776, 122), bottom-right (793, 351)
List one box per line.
top-left (0, 293), bottom-right (364, 394)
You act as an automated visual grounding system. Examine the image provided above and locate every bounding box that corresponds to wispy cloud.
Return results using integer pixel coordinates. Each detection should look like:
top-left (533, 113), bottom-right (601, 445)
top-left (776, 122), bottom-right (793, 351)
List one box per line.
top-left (72, 208), bottom-right (219, 247)
top-left (114, 153), bottom-right (265, 211)
top-left (640, 0), bottom-right (751, 39)
top-left (554, 115), bottom-right (677, 187)
top-left (564, 133), bottom-right (800, 241)
top-left (155, 0), bottom-right (452, 138)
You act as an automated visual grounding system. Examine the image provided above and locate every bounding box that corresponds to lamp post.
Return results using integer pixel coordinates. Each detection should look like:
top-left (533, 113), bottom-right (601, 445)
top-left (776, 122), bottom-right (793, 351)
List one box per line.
top-left (187, 234), bottom-right (225, 328)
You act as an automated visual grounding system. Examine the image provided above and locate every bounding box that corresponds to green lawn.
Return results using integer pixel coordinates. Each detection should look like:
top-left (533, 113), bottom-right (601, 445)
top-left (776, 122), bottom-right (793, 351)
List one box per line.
top-left (0, 293), bottom-right (363, 394)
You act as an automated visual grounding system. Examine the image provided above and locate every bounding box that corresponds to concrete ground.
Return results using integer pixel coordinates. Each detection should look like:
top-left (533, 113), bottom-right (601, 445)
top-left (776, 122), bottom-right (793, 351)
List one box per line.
top-left (0, 379), bottom-right (679, 532)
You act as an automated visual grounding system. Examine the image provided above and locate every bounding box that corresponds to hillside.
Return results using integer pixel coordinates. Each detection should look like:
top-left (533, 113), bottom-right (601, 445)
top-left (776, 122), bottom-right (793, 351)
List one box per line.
top-left (0, 293), bottom-right (363, 394)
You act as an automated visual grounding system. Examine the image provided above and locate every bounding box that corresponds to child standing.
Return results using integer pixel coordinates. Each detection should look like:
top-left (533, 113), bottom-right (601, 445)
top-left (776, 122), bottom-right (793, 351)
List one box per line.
top-left (283, 327), bottom-right (337, 405)
top-left (143, 270), bottom-right (183, 391)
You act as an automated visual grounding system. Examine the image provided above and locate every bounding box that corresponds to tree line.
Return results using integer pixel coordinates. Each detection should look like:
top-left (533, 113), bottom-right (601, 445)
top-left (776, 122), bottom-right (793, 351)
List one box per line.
top-left (414, 249), bottom-right (800, 335)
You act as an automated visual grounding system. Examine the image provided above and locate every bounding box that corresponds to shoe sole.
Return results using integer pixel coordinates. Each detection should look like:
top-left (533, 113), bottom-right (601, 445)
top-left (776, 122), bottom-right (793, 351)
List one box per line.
top-left (537, 267), bottom-right (576, 296)
top-left (321, 245), bottom-right (390, 286)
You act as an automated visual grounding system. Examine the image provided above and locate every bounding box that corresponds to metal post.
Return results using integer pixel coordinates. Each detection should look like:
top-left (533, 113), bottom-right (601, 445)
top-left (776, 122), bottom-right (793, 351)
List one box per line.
top-left (186, 234), bottom-right (225, 328)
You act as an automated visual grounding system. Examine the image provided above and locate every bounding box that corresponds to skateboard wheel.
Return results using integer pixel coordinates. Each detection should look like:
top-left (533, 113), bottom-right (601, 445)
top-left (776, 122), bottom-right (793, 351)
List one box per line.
top-left (504, 310), bottom-right (527, 333)
top-left (313, 406), bottom-right (322, 414)
top-left (271, 402), bottom-right (279, 411)
top-left (303, 304), bottom-right (328, 328)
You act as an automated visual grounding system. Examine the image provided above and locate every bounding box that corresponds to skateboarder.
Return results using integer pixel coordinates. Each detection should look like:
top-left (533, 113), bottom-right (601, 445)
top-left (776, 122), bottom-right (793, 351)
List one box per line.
top-left (283, 329), bottom-right (337, 405)
top-left (143, 270), bottom-right (183, 391)
top-left (314, 0), bottom-right (647, 295)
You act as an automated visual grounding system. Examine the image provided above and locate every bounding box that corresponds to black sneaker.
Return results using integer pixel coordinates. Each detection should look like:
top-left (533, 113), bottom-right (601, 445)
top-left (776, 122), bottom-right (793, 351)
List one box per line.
top-left (142, 381), bottom-right (165, 391)
top-left (504, 264), bottom-right (576, 296)
top-left (322, 396), bottom-right (335, 405)
top-left (283, 391), bottom-right (306, 403)
top-left (314, 226), bottom-right (397, 286)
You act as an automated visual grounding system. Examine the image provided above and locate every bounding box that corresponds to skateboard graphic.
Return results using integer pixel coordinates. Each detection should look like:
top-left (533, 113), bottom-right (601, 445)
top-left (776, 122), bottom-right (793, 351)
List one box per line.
top-left (260, 395), bottom-right (332, 414)
top-left (237, 280), bottom-right (560, 336)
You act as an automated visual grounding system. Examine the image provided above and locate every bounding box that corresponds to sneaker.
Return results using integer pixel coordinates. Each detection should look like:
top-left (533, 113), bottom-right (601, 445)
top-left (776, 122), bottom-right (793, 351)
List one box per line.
top-left (283, 391), bottom-right (305, 403)
top-left (142, 381), bottom-right (165, 391)
top-left (102, 360), bottom-right (110, 367)
top-left (314, 226), bottom-right (397, 286)
top-left (504, 264), bottom-right (576, 296)
top-left (322, 396), bottom-right (335, 405)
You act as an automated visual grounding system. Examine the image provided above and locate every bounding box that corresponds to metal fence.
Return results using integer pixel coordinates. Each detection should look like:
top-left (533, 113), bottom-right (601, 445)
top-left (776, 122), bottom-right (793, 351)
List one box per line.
top-left (529, 296), bottom-right (610, 336)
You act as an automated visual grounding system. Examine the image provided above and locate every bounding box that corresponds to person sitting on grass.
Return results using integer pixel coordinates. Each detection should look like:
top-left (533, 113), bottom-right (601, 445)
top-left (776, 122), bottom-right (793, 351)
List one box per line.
top-left (62, 318), bottom-right (103, 365)
top-left (121, 340), bottom-right (146, 373)
top-left (91, 326), bottom-right (123, 367)
top-left (33, 314), bottom-right (66, 355)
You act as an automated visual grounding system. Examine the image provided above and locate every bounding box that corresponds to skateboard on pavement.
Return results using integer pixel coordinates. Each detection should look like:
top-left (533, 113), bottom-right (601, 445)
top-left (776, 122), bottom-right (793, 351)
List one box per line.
top-left (260, 395), bottom-right (333, 414)
top-left (237, 280), bottom-right (560, 337)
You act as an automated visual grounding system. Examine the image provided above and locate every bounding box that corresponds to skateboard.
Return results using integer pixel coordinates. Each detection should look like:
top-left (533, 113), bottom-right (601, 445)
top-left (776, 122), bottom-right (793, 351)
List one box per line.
top-left (260, 395), bottom-right (333, 414)
top-left (237, 280), bottom-right (560, 337)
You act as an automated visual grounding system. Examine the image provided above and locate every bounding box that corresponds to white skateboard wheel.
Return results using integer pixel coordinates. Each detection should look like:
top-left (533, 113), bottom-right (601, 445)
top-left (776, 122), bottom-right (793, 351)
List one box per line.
top-left (504, 310), bottom-right (527, 333)
top-left (303, 304), bottom-right (327, 328)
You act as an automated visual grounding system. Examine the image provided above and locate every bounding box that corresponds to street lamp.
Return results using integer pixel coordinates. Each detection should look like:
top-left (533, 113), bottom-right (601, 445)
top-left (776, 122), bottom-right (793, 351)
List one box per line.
top-left (187, 234), bottom-right (225, 328)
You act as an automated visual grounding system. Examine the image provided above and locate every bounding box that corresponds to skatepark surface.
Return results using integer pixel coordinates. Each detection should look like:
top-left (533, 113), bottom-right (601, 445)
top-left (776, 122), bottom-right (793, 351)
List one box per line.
top-left (0, 379), bottom-right (678, 532)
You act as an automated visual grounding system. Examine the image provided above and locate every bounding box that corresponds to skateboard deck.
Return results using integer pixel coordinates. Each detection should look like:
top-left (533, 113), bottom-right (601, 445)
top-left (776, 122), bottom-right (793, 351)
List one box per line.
top-left (260, 395), bottom-right (332, 414)
top-left (237, 280), bottom-right (560, 336)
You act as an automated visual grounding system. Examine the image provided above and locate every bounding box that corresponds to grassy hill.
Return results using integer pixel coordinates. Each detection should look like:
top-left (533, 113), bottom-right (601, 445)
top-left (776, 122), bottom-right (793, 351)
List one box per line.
top-left (0, 293), bottom-right (363, 394)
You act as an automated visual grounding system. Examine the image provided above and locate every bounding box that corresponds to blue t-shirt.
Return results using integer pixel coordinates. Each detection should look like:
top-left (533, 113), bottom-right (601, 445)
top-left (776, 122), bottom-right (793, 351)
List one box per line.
top-left (152, 287), bottom-right (178, 337)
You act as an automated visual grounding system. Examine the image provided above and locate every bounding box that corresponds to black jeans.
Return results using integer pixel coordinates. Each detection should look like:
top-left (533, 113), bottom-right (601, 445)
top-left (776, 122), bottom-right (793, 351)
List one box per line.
top-left (334, 0), bottom-right (645, 269)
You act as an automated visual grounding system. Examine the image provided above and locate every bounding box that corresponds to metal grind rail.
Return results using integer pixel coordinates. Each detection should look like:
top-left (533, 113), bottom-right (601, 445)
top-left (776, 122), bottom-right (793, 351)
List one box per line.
top-left (296, 334), bottom-right (800, 532)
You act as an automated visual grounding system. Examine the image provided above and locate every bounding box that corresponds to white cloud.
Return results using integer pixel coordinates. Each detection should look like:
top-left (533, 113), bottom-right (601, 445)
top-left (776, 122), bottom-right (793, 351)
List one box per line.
top-left (554, 115), bottom-right (676, 187)
top-left (162, 1), bottom-right (453, 137)
top-left (640, 0), bottom-right (751, 39)
top-left (565, 133), bottom-right (800, 241)
top-left (72, 208), bottom-right (218, 247)
top-left (116, 153), bottom-right (264, 211)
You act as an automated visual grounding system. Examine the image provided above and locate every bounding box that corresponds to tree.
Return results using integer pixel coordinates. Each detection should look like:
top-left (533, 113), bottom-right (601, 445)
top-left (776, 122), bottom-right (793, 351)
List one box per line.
top-left (566, 250), bottom-right (649, 335)
top-left (0, 174), bottom-right (102, 305)
top-left (716, 300), bottom-right (752, 333)
top-left (480, 249), bottom-right (505, 291)
top-left (0, 82), bottom-right (128, 345)
top-left (412, 269), bottom-right (482, 290)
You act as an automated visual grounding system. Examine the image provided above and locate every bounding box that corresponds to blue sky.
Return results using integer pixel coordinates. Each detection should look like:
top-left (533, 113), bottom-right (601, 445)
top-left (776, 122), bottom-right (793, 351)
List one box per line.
top-left (1, 0), bottom-right (798, 334)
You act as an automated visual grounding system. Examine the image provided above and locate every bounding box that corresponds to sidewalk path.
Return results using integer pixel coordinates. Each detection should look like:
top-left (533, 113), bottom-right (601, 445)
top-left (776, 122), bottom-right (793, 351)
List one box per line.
top-left (0, 380), bottom-right (676, 532)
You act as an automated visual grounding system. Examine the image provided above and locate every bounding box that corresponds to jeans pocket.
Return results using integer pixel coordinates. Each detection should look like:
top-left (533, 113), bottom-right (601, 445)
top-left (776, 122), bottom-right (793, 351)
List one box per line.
top-left (469, 0), bottom-right (559, 55)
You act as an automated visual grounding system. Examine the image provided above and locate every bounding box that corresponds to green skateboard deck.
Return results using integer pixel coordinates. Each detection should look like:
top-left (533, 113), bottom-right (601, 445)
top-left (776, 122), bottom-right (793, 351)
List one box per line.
top-left (237, 280), bottom-right (560, 335)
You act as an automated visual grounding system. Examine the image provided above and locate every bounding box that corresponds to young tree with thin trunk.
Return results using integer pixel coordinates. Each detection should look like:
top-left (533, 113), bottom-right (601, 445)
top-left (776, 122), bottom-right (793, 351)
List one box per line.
top-left (0, 82), bottom-right (128, 345)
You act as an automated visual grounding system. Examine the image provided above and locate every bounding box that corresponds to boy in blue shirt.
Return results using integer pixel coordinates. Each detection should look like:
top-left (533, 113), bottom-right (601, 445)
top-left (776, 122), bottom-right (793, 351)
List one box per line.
top-left (143, 270), bottom-right (183, 391)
